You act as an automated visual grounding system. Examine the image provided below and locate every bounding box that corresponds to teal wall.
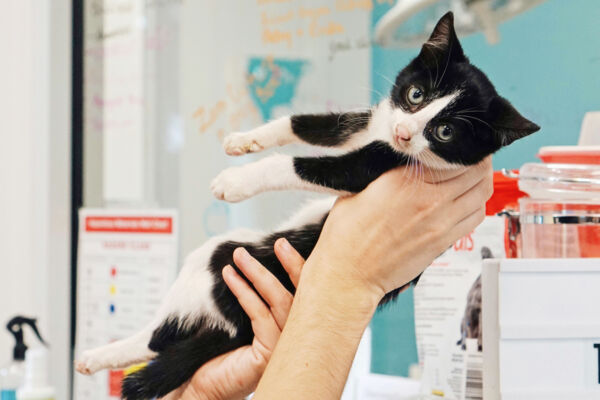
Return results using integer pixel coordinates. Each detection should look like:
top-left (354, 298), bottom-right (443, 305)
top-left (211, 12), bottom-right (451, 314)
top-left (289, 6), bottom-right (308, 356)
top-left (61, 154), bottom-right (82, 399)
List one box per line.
top-left (370, 0), bottom-right (600, 376)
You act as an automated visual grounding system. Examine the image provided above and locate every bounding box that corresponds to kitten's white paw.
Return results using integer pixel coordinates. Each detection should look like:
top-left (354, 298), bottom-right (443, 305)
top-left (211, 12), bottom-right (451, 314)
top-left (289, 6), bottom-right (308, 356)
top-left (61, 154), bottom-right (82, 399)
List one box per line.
top-left (211, 167), bottom-right (255, 202)
top-left (223, 132), bottom-right (265, 156)
top-left (74, 350), bottom-right (103, 375)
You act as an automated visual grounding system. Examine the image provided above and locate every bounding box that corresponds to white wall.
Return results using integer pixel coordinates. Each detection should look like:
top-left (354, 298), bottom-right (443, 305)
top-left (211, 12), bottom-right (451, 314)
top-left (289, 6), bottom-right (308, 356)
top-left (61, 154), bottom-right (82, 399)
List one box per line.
top-left (0, 1), bottom-right (71, 399)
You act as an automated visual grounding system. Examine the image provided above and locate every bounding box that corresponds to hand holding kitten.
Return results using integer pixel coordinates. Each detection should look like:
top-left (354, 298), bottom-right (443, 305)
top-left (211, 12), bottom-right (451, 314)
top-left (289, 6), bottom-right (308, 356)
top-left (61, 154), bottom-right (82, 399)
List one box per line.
top-left (307, 156), bottom-right (493, 299)
top-left (255, 157), bottom-right (494, 399)
top-left (161, 239), bottom-right (305, 400)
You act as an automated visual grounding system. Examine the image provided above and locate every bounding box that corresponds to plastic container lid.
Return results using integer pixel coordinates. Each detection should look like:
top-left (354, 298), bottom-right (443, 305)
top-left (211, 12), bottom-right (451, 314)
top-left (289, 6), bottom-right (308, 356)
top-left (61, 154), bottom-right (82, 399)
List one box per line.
top-left (518, 163), bottom-right (600, 199)
top-left (537, 146), bottom-right (600, 164)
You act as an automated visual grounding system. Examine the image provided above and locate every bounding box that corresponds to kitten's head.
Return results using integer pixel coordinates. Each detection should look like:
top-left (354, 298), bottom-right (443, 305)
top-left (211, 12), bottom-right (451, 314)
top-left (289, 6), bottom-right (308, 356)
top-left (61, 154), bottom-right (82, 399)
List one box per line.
top-left (388, 11), bottom-right (540, 169)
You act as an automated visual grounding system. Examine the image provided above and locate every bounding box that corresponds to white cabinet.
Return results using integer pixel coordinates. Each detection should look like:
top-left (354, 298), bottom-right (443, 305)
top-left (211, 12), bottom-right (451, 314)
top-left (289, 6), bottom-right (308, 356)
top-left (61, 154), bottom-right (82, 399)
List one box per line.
top-left (482, 258), bottom-right (600, 399)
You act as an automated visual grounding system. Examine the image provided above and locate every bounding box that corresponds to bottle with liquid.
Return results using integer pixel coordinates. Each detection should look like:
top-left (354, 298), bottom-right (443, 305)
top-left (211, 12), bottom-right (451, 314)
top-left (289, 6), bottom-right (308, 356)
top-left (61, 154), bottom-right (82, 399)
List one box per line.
top-left (1, 363), bottom-right (22, 400)
top-left (16, 348), bottom-right (55, 400)
top-left (0, 317), bottom-right (46, 400)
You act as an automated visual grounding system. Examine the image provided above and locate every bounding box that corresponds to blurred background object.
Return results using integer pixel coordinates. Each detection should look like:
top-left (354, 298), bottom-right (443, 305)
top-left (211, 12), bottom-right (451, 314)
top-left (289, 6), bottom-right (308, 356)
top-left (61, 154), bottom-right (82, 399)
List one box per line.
top-left (374, 0), bottom-right (547, 47)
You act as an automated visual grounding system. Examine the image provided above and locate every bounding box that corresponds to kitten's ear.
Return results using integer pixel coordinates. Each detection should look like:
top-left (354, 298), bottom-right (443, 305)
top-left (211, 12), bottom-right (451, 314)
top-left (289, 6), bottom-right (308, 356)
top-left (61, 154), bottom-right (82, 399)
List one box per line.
top-left (488, 96), bottom-right (540, 146)
top-left (418, 12), bottom-right (466, 65)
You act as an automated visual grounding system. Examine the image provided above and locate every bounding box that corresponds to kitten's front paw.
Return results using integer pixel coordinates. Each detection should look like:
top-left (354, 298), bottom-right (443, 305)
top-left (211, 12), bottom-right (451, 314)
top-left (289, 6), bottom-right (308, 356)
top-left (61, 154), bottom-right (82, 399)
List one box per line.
top-left (211, 167), bottom-right (255, 202)
top-left (75, 350), bottom-right (102, 375)
top-left (223, 132), bottom-right (265, 156)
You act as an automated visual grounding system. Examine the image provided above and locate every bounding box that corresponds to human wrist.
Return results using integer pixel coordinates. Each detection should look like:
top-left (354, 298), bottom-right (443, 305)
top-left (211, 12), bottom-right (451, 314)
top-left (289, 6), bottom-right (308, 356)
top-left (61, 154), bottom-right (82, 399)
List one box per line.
top-left (300, 252), bottom-right (383, 318)
top-left (253, 254), bottom-right (378, 400)
top-left (253, 253), bottom-right (380, 400)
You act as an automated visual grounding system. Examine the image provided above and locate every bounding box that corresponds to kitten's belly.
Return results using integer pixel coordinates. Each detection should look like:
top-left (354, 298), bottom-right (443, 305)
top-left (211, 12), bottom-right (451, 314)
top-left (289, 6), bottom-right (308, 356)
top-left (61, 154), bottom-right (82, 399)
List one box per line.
top-left (208, 219), bottom-right (328, 335)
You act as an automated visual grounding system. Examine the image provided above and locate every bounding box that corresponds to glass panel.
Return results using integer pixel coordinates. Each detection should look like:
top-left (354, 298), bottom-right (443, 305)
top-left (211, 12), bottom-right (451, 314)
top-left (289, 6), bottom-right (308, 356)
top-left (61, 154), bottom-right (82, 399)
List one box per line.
top-left (82, 1), bottom-right (372, 253)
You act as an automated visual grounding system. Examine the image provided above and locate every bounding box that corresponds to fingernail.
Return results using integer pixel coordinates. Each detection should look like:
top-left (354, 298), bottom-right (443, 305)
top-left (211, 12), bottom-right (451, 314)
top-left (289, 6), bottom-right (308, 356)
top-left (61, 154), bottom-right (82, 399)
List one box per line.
top-left (235, 247), bottom-right (250, 261)
top-left (277, 238), bottom-right (292, 253)
top-left (222, 264), bottom-right (233, 276)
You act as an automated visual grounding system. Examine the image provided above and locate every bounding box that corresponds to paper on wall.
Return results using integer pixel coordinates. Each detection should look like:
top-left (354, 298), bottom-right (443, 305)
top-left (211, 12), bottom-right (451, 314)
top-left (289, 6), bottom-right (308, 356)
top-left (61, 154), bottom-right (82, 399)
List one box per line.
top-left (73, 209), bottom-right (178, 400)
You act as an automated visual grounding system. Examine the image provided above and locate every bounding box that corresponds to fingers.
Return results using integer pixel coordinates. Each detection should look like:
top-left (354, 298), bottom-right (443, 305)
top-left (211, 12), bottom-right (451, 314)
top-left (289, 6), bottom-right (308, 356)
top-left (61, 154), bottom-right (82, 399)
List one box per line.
top-left (446, 206), bottom-right (486, 246)
top-left (438, 157), bottom-right (492, 200)
top-left (421, 164), bottom-right (467, 184)
top-left (232, 248), bottom-right (294, 330)
top-left (158, 385), bottom-right (185, 400)
top-left (274, 238), bottom-right (305, 288)
top-left (222, 265), bottom-right (281, 349)
top-left (450, 171), bottom-right (494, 221)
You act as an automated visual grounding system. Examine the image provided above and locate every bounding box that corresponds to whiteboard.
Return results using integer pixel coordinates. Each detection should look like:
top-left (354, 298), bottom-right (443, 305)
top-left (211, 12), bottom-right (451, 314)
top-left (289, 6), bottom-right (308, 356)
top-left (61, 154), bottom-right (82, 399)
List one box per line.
top-left (179, 0), bottom-right (373, 253)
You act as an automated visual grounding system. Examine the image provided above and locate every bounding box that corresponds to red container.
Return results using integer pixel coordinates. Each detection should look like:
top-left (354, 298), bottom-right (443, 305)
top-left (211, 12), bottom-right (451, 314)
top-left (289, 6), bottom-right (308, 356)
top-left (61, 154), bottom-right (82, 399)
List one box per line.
top-left (486, 171), bottom-right (527, 258)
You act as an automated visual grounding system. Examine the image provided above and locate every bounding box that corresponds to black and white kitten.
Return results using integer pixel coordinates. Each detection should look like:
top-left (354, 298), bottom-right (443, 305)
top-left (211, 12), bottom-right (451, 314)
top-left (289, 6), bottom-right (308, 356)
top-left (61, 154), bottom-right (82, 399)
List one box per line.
top-left (75, 12), bottom-right (539, 400)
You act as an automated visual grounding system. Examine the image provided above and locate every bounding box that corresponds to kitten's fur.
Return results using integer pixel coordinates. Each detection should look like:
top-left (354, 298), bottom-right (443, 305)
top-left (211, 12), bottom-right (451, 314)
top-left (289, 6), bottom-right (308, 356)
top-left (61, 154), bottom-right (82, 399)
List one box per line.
top-left (75, 12), bottom-right (539, 400)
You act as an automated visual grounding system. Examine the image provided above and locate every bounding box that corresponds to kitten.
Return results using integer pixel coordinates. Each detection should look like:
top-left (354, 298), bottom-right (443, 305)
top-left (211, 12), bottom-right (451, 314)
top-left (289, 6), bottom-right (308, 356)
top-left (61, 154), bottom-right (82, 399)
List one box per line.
top-left (75, 12), bottom-right (539, 400)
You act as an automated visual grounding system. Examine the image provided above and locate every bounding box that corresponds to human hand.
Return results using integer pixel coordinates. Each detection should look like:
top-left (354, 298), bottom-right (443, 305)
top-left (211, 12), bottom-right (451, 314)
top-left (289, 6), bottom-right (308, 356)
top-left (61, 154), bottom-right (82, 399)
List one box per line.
top-left (160, 238), bottom-right (305, 400)
top-left (309, 156), bottom-right (494, 299)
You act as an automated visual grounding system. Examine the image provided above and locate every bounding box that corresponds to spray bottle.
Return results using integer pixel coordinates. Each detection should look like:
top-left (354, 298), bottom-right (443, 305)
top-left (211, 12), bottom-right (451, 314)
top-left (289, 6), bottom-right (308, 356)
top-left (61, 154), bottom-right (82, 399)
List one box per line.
top-left (0, 317), bottom-right (46, 400)
top-left (16, 347), bottom-right (55, 400)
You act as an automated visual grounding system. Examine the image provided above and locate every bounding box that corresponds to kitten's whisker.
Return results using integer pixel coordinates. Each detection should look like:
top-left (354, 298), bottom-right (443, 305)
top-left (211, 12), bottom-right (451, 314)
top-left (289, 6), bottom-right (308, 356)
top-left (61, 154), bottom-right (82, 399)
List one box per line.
top-left (356, 84), bottom-right (388, 102)
top-left (412, 156), bottom-right (420, 181)
top-left (437, 40), bottom-right (453, 88)
top-left (376, 72), bottom-right (396, 89)
top-left (412, 156), bottom-right (424, 190)
top-left (406, 154), bottom-right (420, 192)
top-left (407, 156), bottom-right (419, 198)
top-left (420, 153), bottom-right (434, 183)
top-left (338, 105), bottom-right (372, 112)
top-left (454, 116), bottom-right (474, 130)
top-left (406, 156), bottom-right (414, 185)
top-left (414, 159), bottom-right (426, 192)
top-left (460, 115), bottom-right (494, 130)
top-left (399, 159), bottom-right (413, 193)
top-left (454, 108), bottom-right (486, 115)
top-left (426, 68), bottom-right (434, 92)
top-left (420, 151), bottom-right (444, 188)
top-left (335, 107), bottom-right (373, 130)
top-left (434, 54), bottom-right (441, 88)
top-left (425, 46), bottom-right (441, 89)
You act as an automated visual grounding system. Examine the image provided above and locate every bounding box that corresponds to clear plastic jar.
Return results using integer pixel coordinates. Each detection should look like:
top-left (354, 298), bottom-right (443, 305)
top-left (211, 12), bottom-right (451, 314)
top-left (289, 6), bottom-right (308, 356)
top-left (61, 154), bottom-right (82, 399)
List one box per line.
top-left (518, 163), bottom-right (600, 258)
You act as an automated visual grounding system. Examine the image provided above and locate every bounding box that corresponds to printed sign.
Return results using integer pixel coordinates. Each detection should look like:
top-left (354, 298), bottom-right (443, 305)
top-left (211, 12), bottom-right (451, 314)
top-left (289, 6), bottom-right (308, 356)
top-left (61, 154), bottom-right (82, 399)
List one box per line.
top-left (73, 209), bottom-right (178, 400)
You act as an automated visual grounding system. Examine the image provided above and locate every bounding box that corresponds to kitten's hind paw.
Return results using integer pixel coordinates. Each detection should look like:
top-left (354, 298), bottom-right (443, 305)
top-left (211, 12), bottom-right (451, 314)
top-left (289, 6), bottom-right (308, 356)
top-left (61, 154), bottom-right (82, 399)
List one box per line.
top-left (223, 132), bottom-right (265, 156)
top-left (210, 167), bottom-right (255, 202)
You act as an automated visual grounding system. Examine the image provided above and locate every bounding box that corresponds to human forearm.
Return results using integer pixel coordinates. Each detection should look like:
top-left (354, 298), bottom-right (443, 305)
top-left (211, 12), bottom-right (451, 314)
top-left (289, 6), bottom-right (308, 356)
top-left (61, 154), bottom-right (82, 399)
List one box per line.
top-left (253, 253), bottom-right (381, 400)
top-left (254, 161), bottom-right (492, 399)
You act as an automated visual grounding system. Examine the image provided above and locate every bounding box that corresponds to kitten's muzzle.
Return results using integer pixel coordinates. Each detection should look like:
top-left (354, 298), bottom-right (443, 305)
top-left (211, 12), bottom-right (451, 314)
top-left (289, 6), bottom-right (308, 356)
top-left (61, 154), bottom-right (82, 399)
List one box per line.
top-left (394, 124), bottom-right (413, 142)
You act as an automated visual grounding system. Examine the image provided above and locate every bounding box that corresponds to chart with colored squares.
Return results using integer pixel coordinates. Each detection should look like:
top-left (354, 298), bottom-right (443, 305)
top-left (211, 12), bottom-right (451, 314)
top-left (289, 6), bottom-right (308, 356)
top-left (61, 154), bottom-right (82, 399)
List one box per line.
top-left (74, 210), bottom-right (178, 399)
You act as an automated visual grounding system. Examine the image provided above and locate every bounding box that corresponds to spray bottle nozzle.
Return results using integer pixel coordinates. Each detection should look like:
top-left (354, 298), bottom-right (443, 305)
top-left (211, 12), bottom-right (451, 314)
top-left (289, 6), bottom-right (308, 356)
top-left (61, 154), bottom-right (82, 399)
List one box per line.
top-left (6, 316), bottom-right (47, 361)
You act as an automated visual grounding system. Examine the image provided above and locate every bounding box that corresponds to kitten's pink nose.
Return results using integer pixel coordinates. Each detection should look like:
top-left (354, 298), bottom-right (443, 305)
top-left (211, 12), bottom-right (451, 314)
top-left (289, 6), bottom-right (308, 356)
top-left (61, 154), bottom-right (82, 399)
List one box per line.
top-left (395, 125), bottom-right (412, 142)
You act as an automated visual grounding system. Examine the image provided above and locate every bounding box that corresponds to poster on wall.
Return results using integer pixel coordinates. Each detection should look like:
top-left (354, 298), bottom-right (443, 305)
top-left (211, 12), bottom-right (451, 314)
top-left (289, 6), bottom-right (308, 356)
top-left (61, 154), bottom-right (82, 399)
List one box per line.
top-left (73, 209), bottom-right (178, 400)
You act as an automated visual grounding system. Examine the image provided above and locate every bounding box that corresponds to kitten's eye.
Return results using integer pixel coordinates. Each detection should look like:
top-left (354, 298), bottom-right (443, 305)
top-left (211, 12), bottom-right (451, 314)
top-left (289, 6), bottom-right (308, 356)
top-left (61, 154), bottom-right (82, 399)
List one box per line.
top-left (434, 124), bottom-right (454, 142)
top-left (406, 86), bottom-right (424, 106)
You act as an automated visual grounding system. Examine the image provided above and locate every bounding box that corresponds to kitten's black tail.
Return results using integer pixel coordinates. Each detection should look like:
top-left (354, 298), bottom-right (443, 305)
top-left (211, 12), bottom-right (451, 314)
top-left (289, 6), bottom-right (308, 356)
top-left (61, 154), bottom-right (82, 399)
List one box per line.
top-left (121, 328), bottom-right (247, 400)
